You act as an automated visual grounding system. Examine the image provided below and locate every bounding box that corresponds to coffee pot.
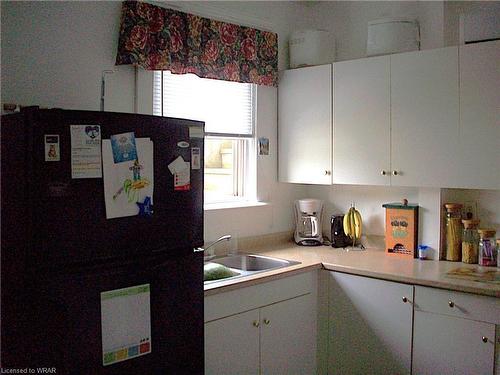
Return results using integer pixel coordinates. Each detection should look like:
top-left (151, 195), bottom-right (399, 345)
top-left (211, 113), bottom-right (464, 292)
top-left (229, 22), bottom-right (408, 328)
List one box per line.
top-left (294, 199), bottom-right (323, 246)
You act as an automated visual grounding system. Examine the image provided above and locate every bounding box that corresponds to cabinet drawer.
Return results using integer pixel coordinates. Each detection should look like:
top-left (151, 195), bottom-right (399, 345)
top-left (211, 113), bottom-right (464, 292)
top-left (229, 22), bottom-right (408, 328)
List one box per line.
top-left (205, 271), bottom-right (316, 322)
top-left (414, 286), bottom-right (500, 324)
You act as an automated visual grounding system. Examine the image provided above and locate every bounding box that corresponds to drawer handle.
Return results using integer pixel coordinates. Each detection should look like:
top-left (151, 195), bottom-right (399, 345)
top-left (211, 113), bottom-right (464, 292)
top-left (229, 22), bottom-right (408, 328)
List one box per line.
top-left (253, 320), bottom-right (260, 327)
top-left (482, 336), bottom-right (488, 343)
top-left (402, 296), bottom-right (408, 303)
top-left (264, 319), bottom-right (270, 325)
top-left (448, 301), bottom-right (454, 308)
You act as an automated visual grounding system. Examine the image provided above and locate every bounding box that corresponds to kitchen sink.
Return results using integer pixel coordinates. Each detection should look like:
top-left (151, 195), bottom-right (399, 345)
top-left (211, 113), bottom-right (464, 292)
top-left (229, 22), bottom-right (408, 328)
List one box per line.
top-left (212, 254), bottom-right (299, 271)
top-left (204, 254), bottom-right (300, 284)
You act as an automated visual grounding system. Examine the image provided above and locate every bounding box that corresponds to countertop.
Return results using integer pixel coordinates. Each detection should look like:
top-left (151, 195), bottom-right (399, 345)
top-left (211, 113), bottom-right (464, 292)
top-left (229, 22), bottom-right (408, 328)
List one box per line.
top-left (204, 241), bottom-right (500, 298)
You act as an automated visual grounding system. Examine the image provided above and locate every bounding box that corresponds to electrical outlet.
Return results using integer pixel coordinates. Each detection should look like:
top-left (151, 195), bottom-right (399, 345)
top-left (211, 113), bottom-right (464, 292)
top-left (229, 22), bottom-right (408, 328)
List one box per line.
top-left (462, 201), bottom-right (478, 220)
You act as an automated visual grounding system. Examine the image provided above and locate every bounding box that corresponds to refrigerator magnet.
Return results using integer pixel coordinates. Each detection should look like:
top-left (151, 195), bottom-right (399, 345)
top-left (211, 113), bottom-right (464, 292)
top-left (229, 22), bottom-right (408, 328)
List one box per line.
top-left (110, 132), bottom-right (138, 163)
top-left (136, 196), bottom-right (153, 217)
top-left (191, 147), bottom-right (201, 170)
top-left (44, 134), bottom-right (60, 161)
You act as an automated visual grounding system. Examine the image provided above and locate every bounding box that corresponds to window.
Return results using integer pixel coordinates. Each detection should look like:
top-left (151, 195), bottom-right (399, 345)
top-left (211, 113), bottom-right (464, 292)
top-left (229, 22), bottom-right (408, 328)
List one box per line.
top-left (153, 71), bottom-right (256, 204)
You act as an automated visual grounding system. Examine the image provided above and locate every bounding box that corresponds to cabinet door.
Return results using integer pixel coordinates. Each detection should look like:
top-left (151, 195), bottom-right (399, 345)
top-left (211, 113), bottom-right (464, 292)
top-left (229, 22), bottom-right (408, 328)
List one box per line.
top-left (413, 310), bottom-right (495, 375)
top-left (260, 293), bottom-right (316, 375)
top-left (278, 64), bottom-right (332, 184)
top-left (334, 55), bottom-right (391, 185)
top-left (205, 309), bottom-right (260, 375)
top-left (328, 272), bottom-right (413, 375)
top-left (458, 40), bottom-right (500, 189)
top-left (391, 47), bottom-right (460, 188)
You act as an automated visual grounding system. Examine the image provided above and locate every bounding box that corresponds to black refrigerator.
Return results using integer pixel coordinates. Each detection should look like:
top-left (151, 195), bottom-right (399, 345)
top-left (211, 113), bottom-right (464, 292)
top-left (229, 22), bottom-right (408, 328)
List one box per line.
top-left (1, 107), bottom-right (205, 374)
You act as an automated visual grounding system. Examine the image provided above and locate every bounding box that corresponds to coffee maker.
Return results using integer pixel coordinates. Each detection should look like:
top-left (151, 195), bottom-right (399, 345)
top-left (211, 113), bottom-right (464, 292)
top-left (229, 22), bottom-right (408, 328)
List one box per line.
top-left (294, 199), bottom-right (324, 246)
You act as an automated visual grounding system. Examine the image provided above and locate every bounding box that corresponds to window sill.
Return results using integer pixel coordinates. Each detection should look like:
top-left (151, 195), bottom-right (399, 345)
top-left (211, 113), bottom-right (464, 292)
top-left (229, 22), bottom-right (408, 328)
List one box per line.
top-left (204, 200), bottom-right (269, 211)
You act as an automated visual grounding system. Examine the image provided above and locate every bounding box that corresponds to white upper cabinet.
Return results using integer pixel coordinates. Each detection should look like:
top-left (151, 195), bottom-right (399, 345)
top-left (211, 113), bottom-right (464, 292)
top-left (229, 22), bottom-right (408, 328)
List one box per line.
top-left (278, 42), bottom-right (498, 188)
top-left (391, 46), bottom-right (460, 188)
top-left (278, 64), bottom-right (332, 184)
top-left (334, 55), bottom-right (391, 186)
top-left (458, 40), bottom-right (500, 190)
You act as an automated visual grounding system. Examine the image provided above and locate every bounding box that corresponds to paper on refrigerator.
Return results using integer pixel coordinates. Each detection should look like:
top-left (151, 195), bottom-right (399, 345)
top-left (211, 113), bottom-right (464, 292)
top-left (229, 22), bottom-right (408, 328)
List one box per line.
top-left (101, 284), bottom-right (151, 366)
top-left (167, 156), bottom-right (190, 191)
top-left (70, 125), bottom-right (102, 178)
top-left (102, 138), bottom-right (153, 219)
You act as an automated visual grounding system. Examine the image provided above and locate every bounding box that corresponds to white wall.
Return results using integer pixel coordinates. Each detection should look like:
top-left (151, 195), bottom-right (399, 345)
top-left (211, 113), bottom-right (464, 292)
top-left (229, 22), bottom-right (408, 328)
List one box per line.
top-left (444, 1), bottom-right (500, 46)
top-left (309, 185), bottom-right (418, 237)
top-left (1, 1), bottom-right (135, 111)
top-left (308, 184), bottom-right (442, 259)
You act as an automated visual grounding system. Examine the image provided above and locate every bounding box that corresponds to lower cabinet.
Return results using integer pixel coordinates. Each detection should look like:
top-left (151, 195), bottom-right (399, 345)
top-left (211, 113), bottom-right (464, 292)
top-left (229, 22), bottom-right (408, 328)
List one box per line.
top-left (204, 271), bottom-right (317, 375)
top-left (412, 285), bottom-right (500, 375)
top-left (412, 310), bottom-right (495, 375)
top-left (205, 309), bottom-right (260, 375)
top-left (328, 273), bottom-right (500, 375)
top-left (328, 272), bottom-right (414, 375)
top-left (260, 294), bottom-right (317, 374)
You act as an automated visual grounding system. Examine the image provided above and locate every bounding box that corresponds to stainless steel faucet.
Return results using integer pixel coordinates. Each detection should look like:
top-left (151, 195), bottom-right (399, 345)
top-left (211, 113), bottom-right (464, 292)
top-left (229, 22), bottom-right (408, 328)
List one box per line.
top-left (194, 235), bottom-right (232, 260)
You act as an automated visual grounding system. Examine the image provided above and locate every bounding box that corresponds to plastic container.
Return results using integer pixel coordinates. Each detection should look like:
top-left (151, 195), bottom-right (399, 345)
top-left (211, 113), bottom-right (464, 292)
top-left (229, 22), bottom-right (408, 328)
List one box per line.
top-left (478, 229), bottom-right (496, 266)
top-left (418, 245), bottom-right (429, 260)
top-left (461, 219), bottom-right (480, 264)
top-left (367, 18), bottom-right (420, 57)
top-left (444, 204), bottom-right (463, 261)
top-left (289, 30), bottom-right (335, 68)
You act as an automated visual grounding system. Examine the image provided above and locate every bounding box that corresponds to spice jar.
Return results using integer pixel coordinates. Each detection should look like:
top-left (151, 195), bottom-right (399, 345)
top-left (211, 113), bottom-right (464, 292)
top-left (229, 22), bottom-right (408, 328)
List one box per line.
top-left (444, 204), bottom-right (463, 261)
top-left (461, 219), bottom-right (480, 264)
top-left (478, 229), bottom-right (496, 266)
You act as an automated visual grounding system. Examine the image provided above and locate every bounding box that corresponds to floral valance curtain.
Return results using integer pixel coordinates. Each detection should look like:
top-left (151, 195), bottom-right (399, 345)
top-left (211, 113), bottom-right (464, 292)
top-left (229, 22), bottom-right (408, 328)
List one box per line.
top-left (115, 1), bottom-right (278, 87)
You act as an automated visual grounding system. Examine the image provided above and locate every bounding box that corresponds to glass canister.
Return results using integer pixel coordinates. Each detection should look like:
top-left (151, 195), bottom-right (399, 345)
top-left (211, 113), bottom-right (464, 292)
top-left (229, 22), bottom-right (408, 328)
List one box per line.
top-left (461, 219), bottom-right (480, 264)
top-left (478, 229), bottom-right (496, 266)
top-left (444, 204), bottom-right (463, 261)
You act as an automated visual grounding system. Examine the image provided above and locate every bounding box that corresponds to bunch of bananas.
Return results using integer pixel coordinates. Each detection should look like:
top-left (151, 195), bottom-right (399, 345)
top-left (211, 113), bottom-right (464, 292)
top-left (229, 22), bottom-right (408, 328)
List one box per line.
top-left (343, 206), bottom-right (363, 245)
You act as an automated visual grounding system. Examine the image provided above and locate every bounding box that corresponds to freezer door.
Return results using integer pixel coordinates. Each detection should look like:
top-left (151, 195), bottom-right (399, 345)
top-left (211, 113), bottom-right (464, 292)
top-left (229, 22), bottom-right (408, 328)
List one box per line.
top-left (21, 108), bottom-right (204, 268)
top-left (8, 253), bottom-right (204, 374)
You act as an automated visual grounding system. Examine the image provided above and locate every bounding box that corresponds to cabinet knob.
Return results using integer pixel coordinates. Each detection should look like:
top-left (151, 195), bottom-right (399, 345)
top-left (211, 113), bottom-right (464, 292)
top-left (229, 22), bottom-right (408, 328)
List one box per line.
top-left (264, 318), bottom-right (270, 325)
top-left (381, 170), bottom-right (387, 176)
top-left (482, 336), bottom-right (488, 343)
top-left (324, 170), bottom-right (331, 176)
top-left (402, 296), bottom-right (408, 303)
top-left (392, 170), bottom-right (399, 176)
top-left (253, 320), bottom-right (260, 327)
top-left (448, 301), bottom-right (454, 308)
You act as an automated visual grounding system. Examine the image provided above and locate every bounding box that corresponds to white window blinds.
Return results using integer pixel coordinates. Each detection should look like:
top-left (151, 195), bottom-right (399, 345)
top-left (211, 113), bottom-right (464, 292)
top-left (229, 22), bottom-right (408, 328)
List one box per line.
top-left (153, 71), bottom-right (254, 137)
